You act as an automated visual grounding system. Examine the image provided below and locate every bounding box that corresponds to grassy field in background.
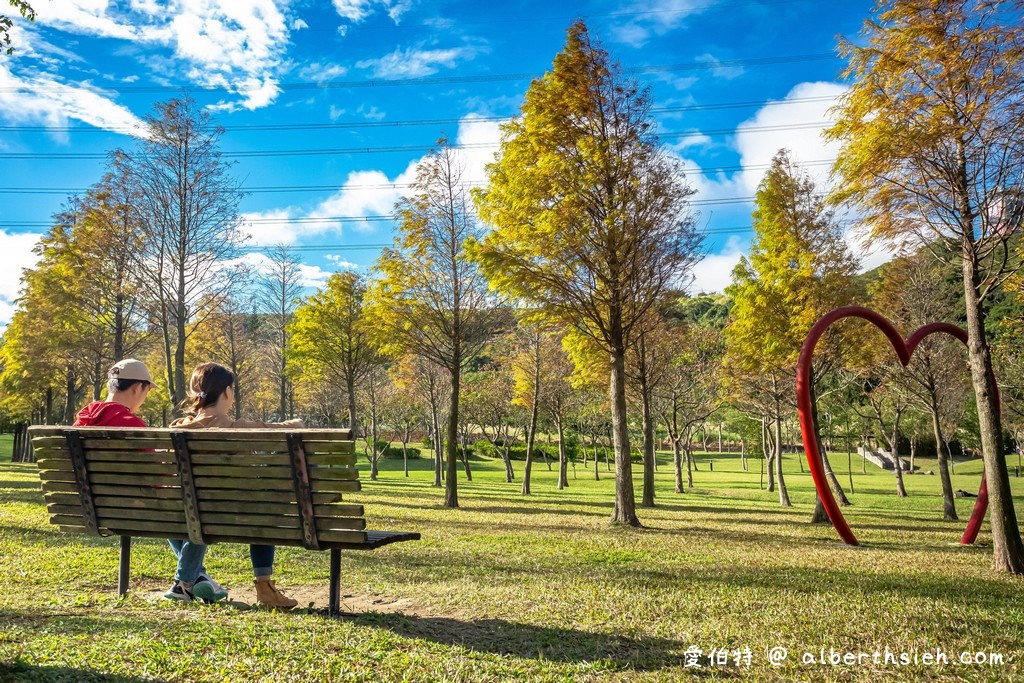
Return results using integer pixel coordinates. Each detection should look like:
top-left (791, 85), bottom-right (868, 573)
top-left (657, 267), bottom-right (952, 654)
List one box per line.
top-left (1, 444), bottom-right (1022, 682)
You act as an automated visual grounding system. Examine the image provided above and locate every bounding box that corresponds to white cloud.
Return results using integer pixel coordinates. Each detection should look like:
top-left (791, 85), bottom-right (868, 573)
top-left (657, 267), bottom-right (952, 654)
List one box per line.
top-left (238, 114), bottom-right (498, 251)
top-left (0, 62), bottom-right (146, 137)
top-left (233, 252), bottom-right (334, 289)
top-left (326, 255), bottom-right (360, 270)
top-left (453, 113), bottom-right (502, 185)
top-left (20, 0), bottom-right (294, 114)
top-left (733, 81), bottom-right (849, 195)
top-left (297, 264), bottom-right (334, 288)
top-left (689, 236), bottom-right (746, 295)
top-left (240, 209), bottom-right (304, 247)
top-left (292, 18), bottom-right (309, 30)
top-left (310, 163), bottom-right (419, 232)
top-left (0, 230), bottom-right (43, 333)
top-left (357, 46), bottom-right (480, 79)
top-left (610, 0), bottom-right (711, 47)
top-left (300, 62), bottom-right (349, 83)
top-left (332, 0), bottom-right (411, 26)
top-left (694, 53), bottom-right (744, 80)
top-left (332, 0), bottom-right (375, 23)
top-left (844, 221), bottom-right (898, 274)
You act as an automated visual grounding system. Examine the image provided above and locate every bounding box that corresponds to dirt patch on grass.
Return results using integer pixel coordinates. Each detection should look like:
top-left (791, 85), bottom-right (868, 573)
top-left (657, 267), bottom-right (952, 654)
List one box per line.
top-left (144, 584), bottom-right (429, 616)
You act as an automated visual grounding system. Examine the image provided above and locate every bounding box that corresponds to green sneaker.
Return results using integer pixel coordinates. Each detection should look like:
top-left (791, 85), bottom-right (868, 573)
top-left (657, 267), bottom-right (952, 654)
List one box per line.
top-left (192, 573), bottom-right (228, 603)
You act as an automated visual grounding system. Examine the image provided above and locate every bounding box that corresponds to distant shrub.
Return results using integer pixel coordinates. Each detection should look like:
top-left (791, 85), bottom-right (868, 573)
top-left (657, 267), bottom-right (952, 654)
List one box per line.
top-left (383, 445), bottom-right (422, 459)
top-left (474, 439), bottom-right (498, 458)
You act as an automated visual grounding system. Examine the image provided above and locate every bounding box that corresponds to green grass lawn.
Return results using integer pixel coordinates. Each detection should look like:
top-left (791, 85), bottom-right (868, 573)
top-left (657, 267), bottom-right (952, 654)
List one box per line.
top-left (1, 446), bottom-right (1022, 682)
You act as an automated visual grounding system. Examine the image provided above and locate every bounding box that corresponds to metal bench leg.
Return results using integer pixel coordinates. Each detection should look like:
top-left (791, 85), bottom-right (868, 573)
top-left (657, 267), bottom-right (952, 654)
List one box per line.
top-left (118, 536), bottom-right (131, 596)
top-left (329, 549), bottom-right (341, 617)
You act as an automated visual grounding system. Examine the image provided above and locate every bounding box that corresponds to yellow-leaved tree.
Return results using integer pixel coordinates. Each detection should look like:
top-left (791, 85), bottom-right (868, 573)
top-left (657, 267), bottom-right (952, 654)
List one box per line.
top-left (723, 149), bottom-right (859, 508)
top-left (366, 140), bottom-right (505, 508)
top-left (471, 20), bottom-right (701, 526)
top-left (827, 0), bottom-right (1024, 573)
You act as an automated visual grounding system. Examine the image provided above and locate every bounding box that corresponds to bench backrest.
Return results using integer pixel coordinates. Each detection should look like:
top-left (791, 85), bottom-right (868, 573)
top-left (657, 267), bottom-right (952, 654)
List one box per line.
top-left (28, 426), bottom-right (370, 550)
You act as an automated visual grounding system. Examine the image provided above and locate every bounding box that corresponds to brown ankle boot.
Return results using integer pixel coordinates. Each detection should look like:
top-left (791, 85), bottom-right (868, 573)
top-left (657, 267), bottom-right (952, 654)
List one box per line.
top-left (254, 578), bottom-right (298, 608)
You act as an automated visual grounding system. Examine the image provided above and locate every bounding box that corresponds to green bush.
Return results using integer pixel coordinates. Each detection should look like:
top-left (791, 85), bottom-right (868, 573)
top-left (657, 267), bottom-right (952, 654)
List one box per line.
top-left (474, 439), bottom-right (498, 458)
top-left (383, 444), bottom-right (422, 459)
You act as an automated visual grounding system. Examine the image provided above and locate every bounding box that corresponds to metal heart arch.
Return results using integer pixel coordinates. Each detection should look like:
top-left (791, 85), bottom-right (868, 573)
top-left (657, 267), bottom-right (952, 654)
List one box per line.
top-left (796, 306), bottom-right (988, 546)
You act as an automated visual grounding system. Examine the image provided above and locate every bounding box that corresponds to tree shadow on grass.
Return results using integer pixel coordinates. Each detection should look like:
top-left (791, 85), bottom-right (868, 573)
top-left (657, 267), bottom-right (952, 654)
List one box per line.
top-left (350, 612), bottom-right (711, 674)
top-left (0, 662), bottom-right (170, 683)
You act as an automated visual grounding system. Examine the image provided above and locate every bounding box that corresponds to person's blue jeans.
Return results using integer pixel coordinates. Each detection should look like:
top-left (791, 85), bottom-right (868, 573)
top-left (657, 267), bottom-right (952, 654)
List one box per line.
top-left (251, 544), bottom-right (275, 578)
top-left (168, 539), bottom-right (207, 584)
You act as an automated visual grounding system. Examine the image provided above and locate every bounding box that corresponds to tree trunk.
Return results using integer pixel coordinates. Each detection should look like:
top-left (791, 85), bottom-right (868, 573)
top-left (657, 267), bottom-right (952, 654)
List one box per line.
top-left (774, 394), bottom-right (791, 507)
top-left (346, 375), bottom-right (358, 437)
top-left (555, 417), bottom-right (568, 489)
top-left (444, 364), bottom-right (460, 508)
top-left (762, 415), bottom-right (775, 492)
top-left (62, 367), bottom-right (76, 425)
top-left (640, 377), bottom-right (655, 508)
top-left (892, 416), bottom-right (907, 498)
top-left (808, 371), bottom-right (850, 506)
top-left (931, 404), bottom-right (957, 521)
top-left (673, 437), bottom-right (684, 494)
top-left (174, 296), bottom-right (187, 414)
top-left (430, 402), bottom-right (442, 487)
top-left (609, 345), bottom-right (640, 526)
top-left (369, 393), bottom-right (379, 481)
top-left (962, 250), bottom-right (1024, 572)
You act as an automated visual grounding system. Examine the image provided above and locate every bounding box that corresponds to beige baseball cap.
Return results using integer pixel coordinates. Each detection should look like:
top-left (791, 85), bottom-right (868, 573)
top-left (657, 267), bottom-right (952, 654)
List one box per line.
top-left (108, 358), bottom-right (156, 386)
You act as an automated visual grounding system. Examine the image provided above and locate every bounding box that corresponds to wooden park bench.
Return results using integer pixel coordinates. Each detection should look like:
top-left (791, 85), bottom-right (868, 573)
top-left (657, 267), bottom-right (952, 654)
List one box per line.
top-left (28, 426), bottom-right (420, 616)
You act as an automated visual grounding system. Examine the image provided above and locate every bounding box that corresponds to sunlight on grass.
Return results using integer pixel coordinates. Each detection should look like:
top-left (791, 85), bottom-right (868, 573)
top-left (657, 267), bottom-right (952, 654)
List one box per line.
top-left (1, 449), bottom-right (1021, 681)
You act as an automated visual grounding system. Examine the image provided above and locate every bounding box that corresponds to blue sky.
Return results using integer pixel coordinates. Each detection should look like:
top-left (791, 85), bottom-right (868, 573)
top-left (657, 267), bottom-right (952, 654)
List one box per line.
top-left (0, 0), bottom-right (887, 332)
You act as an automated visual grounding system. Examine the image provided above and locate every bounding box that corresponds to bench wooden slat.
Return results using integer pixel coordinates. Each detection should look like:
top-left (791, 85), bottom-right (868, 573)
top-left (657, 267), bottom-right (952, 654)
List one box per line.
top-left (191, 465), bottom-right (294, 480)
top-left (186, 441), bottom-right (291, 453)
top-left (48, 504), bottom-right (187, 524)
top-left (39, 480), bottom-right (86, 494)
top-left (189, 453), bottom-right (290, 466)
top-left (303, 441), bottom-right (355, 454)
top-left (306, 467), bottom-right (359, 482)
top-left (55, 473), bottom-right (181, 487)
top-left (50, 515), bottom-right (188, 535)
top-left (87, 450), bottom-right (176, 463)
top-left (193, 476), bottom-right (294, 491)
top-left (94, 495), bottom-right (184, 511)
top-left (31, 436), bottom-right (68, 448)
top-left (197, 512), bottom-right (366, 530)
top-left (195, 499), bottom-right (364, 516)
top-left (88, 462), bottom-right (179, 475)
top-left (89, 484), bottom-right (183, 499)
top-left (192, 488), bottom-right (344, 504)
top-left (32, 447), bottom-right (70, 459)
top-left (44, 492), bottom-right (82, 507)
top-left (81, 438), bottom-right (173, 450)
top-left (307, 453), bottom-right (357, 466)
top-left (34, 458), bottom-right (73, 472)
top-left (309, 480), bottom-right (361, 494)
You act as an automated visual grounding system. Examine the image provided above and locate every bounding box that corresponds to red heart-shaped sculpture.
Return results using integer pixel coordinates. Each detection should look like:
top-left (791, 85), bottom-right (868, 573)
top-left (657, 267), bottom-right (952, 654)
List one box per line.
top-left (796, 306), bottom-right (988, 546)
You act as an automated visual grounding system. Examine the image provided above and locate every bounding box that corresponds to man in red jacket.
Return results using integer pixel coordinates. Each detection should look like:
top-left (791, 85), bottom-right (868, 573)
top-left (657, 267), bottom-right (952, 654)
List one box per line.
top-left (73, 358), bottom-right (155, 427)
top-left (73, 359), bottom-right (227, 603)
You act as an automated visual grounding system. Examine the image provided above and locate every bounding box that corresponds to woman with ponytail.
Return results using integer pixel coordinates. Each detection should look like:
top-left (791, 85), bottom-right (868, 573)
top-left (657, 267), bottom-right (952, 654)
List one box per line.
top-left (171, 362), bottom-right (304, 608)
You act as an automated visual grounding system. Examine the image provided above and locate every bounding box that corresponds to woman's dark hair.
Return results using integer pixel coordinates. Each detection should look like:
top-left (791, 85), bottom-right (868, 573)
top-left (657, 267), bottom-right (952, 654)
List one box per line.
top-left (186, 362), bottom-right (236, 413)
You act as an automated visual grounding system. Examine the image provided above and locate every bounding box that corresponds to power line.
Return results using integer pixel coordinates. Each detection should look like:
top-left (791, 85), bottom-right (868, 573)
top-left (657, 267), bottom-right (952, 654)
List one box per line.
top-left (0, 122), bottom-right (833, 161)
top-left (0, 95), bottom-right (841, 134)
top-left (0, 52), bottom-right (837, 96)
